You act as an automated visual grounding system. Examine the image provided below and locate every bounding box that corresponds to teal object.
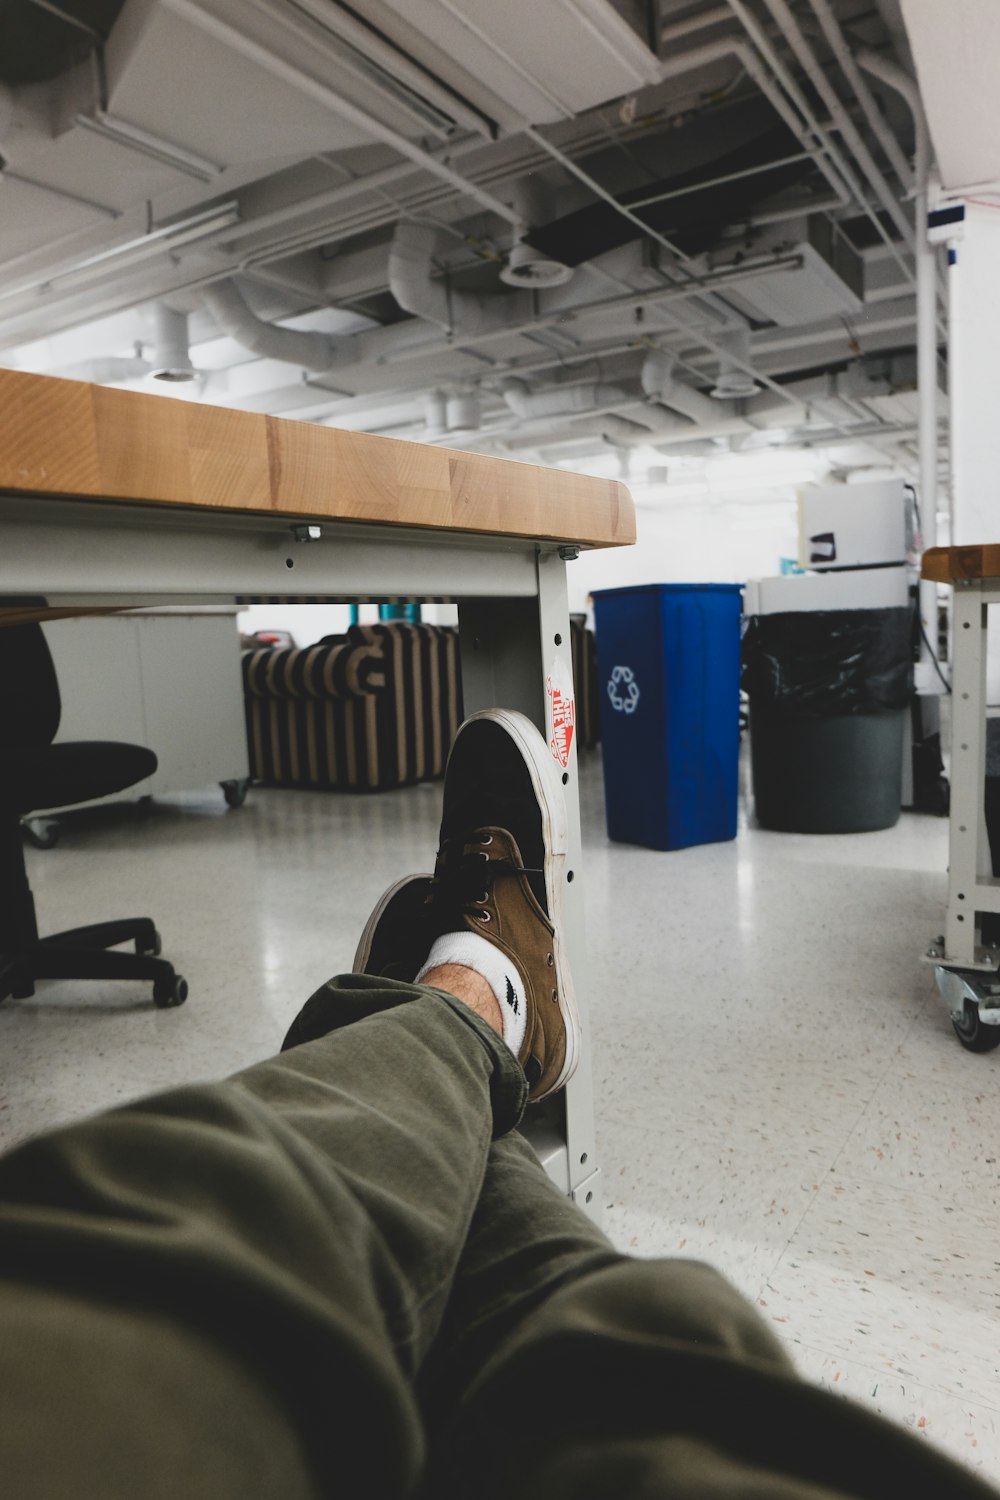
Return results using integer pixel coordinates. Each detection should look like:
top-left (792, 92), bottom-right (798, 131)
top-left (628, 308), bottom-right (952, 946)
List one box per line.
top-left (379, 603), bottom-right (422, 622)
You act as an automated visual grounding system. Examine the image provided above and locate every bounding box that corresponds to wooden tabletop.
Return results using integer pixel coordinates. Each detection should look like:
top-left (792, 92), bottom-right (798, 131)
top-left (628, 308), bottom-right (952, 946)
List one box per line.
top-left (922, 544), bottom-right (1000, 583)
top-left (0, 369), bottom-right (635, 549)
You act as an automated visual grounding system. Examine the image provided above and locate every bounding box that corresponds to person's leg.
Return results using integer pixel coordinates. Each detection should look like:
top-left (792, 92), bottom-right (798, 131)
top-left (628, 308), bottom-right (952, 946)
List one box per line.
top-left (0, 706), bottom-right (574, 1500)
top-left (420, 1130), bottom-right (997, 1500)
top-left (353, 708), bottom-right (999, 1499)
top-left (0, 972), bottom-right (525, 1500)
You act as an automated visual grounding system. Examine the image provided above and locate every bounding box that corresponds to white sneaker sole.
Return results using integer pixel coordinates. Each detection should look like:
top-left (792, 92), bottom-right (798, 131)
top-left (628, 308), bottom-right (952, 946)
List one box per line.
top-left (451, 708), bottom-right (580, 1097)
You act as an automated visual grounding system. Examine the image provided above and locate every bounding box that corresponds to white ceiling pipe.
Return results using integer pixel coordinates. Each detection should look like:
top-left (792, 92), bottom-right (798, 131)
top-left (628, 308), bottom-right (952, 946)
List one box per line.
top-left (804, 0), bottom-right (913, 193)
top-left (151, 303), bottom-right (196, 381)
top-left (749, 0), bottom-right (915, 252)
top-left (499, 377), bottom-right (633, 420)
top-left (856, 48), bottom-right (940, 547)
top-left (661, 7), bottom-right (732, 43)
top-left (202, 280), bottom-right (340, 371)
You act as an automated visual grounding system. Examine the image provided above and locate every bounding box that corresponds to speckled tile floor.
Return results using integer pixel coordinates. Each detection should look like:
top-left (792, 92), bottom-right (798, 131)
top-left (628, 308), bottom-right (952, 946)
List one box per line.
top-left (1, 750), bottom-right (997, 1482)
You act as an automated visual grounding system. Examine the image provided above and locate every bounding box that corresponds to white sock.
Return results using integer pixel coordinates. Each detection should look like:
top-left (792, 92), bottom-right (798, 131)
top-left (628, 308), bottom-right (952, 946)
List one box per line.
top-left (416, 930), bottom-right (528, 1057)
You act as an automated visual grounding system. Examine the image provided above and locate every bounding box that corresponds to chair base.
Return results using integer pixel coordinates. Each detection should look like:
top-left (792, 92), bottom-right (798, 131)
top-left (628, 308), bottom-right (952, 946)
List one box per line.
top-left (0, 916), bottom-right (188, 1009)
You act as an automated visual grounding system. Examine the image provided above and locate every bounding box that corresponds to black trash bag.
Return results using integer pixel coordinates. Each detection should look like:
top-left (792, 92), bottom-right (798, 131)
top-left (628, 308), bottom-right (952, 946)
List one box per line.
top-left (742, 606), bottom-right (914, 719)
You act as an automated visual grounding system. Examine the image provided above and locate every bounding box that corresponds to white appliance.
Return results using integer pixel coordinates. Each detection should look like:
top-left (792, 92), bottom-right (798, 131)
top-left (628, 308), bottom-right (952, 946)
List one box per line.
top-left (797, 478), bottom-right (913, 571)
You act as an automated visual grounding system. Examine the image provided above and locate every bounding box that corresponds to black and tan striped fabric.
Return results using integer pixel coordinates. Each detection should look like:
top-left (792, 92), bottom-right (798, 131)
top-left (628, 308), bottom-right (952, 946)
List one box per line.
top-left (242, 637), bottom-right (390, 791)
top-left (350, 622), bottom-right (463, 787)
top-left (242, 623), bottom-right (463, 793)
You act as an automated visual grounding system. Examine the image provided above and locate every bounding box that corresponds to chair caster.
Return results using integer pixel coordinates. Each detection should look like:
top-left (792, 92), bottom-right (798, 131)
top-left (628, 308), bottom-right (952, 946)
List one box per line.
top-left (153, 973), bottom-right (188, 1009)
top-left (221, 778), bottom-right (250, 808)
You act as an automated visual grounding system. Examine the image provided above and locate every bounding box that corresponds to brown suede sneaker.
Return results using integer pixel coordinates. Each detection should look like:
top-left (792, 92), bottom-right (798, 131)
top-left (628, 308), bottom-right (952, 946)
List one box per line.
top-left (426, 710), bottom-right (580, 1102)
top-left (431, 821), bottom-right (578, 1101)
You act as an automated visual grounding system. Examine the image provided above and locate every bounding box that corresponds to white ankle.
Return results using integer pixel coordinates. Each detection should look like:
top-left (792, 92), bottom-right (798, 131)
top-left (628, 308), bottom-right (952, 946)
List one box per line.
top-left (416, 931), bottom-right (527, 1056)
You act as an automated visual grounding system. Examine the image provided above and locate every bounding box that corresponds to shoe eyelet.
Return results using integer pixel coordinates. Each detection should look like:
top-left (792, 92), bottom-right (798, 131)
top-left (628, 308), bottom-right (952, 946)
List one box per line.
top-left (475, 892), bottom-right (489, 905)
top-left (551, 989), bottom-right (558, 1002)
top-left (546, 953), bottom-right (554, 966)
top-left (476, 831), bottom-right (493, 846)
top-left (476, 910), bottom-right (491, 923)
top-left (477, 850), bottom-right (490, 862)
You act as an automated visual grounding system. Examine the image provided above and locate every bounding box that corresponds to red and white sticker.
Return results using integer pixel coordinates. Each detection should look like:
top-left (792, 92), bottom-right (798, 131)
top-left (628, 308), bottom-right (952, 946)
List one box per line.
top-left (545, 657), bottom-right (576, 769)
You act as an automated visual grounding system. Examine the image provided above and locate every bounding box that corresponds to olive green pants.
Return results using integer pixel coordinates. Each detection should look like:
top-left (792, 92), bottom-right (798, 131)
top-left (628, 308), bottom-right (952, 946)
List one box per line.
top-left (0, 974), bottom-right (992, 1499)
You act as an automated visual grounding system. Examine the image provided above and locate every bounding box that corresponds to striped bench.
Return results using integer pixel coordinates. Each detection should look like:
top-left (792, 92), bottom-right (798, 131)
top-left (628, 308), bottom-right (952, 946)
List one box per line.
top-left (242, 622), bottom-right (463, 792)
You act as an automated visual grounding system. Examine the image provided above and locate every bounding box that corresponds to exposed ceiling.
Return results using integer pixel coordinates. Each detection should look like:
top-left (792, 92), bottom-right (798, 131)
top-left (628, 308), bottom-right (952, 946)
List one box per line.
top-left (0, 0), bottom-right (946, 475)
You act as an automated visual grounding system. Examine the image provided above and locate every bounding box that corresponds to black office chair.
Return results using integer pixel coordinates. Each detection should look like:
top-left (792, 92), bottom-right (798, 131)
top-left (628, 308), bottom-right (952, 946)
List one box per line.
top-left (0, 623), bottom-right (187, 1008)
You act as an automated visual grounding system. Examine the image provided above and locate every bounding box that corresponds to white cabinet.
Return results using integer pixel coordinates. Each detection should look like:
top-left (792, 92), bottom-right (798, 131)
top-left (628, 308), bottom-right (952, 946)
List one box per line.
top-left (40, 610), bottom-right (249, 810)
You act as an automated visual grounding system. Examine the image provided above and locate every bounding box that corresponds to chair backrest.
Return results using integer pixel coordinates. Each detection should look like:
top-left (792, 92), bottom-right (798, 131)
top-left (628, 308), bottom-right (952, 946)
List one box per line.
top-left (0, 623), bottom-right (61, 751)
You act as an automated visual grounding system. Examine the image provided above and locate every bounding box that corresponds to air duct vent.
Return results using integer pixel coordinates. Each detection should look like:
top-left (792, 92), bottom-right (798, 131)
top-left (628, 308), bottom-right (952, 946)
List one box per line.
top-left (500, 239), bottom-right (573, 288)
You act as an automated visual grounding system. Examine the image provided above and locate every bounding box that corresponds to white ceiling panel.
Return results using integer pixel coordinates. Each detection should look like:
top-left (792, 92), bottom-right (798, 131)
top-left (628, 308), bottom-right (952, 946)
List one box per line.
top-left (106, 2), bottom-right (374, 166)
top-left (347, 0), bottom-right (661, 128)
top-left (901, 0), bottom-right (1000, 189)
top-left (0, 177), bottom-right (113, 265)
top-left (11, 129), bottom-right (185, 213)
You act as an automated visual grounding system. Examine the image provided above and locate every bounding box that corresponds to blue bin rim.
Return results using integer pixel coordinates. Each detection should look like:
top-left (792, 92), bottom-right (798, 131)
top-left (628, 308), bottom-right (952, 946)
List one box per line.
top-left (591, 582), bottom-right (744, 598)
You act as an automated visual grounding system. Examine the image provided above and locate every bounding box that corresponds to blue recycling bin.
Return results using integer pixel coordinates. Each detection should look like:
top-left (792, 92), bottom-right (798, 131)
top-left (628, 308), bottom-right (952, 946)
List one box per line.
top-left (591, 583), bottom-right (743, 850)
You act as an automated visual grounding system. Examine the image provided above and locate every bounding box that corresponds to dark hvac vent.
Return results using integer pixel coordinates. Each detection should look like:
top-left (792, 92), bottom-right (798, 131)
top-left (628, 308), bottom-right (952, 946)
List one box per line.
top-left (525, 106), bottom-right (818, 266)
top-left (0, 0), bottom-right (126, 86)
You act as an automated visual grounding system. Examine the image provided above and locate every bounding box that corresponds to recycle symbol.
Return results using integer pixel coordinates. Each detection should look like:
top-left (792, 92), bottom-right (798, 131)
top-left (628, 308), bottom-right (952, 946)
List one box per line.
top-left (607, 664), bottom-right (640, 714)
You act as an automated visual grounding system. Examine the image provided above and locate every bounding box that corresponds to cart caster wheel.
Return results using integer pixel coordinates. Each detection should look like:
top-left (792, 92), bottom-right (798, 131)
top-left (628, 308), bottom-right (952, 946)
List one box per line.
top-left (153, 974), bottom-right (188, 1009)
top-left (136, 928), bottom-right (162, 958)
top-left (221, 778), bottom-right (250, 808)
top-left (952, 1000), bottom-right (1000, 1052)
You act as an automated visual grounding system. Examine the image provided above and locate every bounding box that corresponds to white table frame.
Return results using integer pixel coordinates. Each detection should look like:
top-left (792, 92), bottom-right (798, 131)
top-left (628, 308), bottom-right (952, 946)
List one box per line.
top-left (0, 490), bottom-right (601, 1217)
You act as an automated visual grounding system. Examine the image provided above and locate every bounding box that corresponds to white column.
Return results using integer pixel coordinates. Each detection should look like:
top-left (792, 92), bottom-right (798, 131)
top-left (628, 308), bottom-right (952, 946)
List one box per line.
top-left (948, 202), bottom-right (1000, 704)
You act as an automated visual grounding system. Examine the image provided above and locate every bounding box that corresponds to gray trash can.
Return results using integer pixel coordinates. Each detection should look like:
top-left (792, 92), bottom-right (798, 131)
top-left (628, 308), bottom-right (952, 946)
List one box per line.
top-left (742, 606), bottom-right (913, 833)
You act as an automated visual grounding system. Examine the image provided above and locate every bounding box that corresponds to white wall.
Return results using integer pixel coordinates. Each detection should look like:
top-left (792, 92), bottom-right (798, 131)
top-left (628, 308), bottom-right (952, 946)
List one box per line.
top-left (237, 601), bottom-right (459, 645)
top-left (566, 449), bottom-right (825, 617)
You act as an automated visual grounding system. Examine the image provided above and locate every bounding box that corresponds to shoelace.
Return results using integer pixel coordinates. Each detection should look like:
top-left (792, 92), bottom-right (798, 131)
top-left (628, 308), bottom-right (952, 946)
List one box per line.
top-left (426, 842), bottom-right (542, 923)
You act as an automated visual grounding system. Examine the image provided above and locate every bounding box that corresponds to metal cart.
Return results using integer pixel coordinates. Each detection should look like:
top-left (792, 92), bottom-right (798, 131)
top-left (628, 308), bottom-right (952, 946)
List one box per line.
top-left (922, 544), bottom-right (1000, 1050)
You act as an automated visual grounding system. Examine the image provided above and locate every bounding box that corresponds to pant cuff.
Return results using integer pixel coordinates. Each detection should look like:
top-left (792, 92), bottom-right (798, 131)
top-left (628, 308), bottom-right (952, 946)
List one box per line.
top-left (281, 972), bottom-right (528, 1138)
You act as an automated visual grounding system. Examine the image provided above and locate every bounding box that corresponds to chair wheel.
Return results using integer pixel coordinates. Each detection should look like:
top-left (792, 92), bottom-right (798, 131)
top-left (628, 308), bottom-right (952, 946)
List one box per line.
top-left (153, 974), bottom-right (188, 1009)
top-left (136, 928), bottom-right (162, 957)
top-left (221, 778), bottom-right (250, 808)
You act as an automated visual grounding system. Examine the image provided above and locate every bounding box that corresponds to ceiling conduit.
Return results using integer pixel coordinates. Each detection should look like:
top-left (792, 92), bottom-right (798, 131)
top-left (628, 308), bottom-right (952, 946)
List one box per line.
top-left (499, 377), bottom-right (633, 420)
